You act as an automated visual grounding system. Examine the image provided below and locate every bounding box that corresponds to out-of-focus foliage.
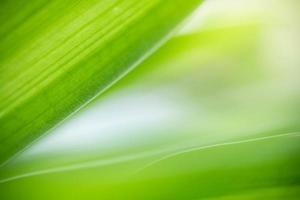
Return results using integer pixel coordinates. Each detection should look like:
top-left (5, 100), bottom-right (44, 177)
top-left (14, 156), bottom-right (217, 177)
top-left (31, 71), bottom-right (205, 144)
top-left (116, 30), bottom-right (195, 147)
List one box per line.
top-left (1, 0), bottom-right (300, 199)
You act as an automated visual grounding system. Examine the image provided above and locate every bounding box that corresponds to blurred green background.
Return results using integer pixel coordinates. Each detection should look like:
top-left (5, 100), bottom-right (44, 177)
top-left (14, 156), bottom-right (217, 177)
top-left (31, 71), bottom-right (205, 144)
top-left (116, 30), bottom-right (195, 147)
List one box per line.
top-left (1, 0), bottom-right (300, 199)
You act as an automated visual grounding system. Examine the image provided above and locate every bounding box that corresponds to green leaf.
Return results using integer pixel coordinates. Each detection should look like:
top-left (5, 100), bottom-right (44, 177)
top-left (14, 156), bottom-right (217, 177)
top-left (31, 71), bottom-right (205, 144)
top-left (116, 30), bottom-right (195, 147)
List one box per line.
top-left (0, 0), bottom-right (203, 164)
top-left (1, 21), bottom-right (299, 199)
top-left (1, 1), bottom-right (299, 199)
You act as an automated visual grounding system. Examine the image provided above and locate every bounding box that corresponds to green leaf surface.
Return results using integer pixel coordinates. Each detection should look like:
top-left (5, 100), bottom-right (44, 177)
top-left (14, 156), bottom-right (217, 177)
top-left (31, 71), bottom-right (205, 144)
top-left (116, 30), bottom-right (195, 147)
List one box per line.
top-left (0, 0), bottom-right (203, 164)
top-left (1, 0), bottom-right (300, 199)
top-left (1, 15), bottom-right (299, 199)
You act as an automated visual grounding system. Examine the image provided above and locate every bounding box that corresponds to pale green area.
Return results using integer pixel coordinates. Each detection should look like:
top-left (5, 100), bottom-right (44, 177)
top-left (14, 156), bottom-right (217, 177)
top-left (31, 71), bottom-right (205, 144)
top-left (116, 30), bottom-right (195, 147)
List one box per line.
top-left (0, 0), bottom-right (300, 199)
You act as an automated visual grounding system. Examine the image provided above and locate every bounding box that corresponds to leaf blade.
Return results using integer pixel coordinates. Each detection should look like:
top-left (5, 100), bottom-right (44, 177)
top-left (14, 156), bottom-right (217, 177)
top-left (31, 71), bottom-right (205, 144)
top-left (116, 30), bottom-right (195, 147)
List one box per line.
top-left (0, 0), bottom-right (203, 164)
